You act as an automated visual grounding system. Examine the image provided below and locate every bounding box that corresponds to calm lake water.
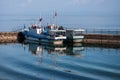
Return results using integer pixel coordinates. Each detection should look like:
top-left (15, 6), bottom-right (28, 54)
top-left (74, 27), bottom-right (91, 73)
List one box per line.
top-left (0, 14), bottom-right (120, 31)
top-left (0, 42), bottom-right (120, 80)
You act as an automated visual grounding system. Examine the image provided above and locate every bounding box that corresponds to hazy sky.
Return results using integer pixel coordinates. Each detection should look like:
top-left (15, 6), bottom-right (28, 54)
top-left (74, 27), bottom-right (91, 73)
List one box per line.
top-left (0, 0), bottom-right (120, 15)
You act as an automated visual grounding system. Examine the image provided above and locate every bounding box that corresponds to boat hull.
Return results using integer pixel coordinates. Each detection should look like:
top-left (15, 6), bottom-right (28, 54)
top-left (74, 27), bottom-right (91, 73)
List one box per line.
top-left (24, 34), bottom-right (63, 45)
top-left (73, 35), bottom-right (84, 43)
top-left (40, 39), bottom-right (63, 45)
top-left (65, 36), bottom-right (84, 43)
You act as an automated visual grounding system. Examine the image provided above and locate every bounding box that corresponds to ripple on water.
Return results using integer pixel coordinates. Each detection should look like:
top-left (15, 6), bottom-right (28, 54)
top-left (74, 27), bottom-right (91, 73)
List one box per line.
top-left (0, 43), bottom-right (120, 80)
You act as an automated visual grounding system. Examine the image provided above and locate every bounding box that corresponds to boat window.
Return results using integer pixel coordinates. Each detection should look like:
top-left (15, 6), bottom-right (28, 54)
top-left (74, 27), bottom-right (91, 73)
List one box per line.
top-left (74, 31), bottom-right (83, 34)
top-left (58, 26), bottom-right (64, 30)
top-left (56, 32), bottom-right (65, 36)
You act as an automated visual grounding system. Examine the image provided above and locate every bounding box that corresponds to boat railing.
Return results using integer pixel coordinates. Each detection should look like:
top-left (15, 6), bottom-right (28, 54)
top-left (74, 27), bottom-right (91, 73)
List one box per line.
top-left (66, 27), bottom-right (85, 30)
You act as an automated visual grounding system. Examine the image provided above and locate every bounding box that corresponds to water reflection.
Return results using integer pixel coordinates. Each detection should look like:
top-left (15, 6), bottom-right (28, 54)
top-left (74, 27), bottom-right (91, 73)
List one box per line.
top-left (65, 44), bottom-right (84, 57)
top-left (0, 42), bottom-right (120, 80)
top-left (22, 40), bottom-right (84, 58)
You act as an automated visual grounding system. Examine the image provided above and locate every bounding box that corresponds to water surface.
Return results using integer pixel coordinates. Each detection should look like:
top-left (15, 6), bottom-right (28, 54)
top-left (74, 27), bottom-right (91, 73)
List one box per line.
top-left (0, 43), bottom-right (120, 80)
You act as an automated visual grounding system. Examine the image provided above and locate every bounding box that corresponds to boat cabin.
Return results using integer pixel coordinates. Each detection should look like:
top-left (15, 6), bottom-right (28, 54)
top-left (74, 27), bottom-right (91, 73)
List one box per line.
top-left (66, 29), bottom-right (85, 37)
top-left (66, 29), bottom-right (85, 43)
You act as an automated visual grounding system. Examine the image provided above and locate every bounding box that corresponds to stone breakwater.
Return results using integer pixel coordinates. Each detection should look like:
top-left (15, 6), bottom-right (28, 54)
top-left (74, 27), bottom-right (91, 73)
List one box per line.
top-left (0, 32), bottom-right (24, 43)
top-left (83, 34), bottom-right (120, 46)
top-left (0, 32), bottom-right (120, 47)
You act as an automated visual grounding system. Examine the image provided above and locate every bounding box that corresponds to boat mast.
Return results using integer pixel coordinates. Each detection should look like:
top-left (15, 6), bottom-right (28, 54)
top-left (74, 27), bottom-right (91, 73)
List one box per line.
top-left (39, 17), bottom-right (42, 27)
top-left (53, 11), bottom-right (57, 27)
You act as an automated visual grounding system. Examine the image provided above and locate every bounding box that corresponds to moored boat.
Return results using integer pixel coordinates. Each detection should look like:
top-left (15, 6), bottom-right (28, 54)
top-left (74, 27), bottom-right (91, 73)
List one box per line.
top-left (22, 24), bottom-right (66, 45)
top-left (22, 12), bottom-right (67, 45)
top-left (65, 29), bottom-right (85, 43)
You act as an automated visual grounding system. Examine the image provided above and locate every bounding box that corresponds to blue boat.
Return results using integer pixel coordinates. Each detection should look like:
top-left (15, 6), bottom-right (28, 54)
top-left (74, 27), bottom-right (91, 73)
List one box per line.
top-left (22, 24), bottom-right (66, 45)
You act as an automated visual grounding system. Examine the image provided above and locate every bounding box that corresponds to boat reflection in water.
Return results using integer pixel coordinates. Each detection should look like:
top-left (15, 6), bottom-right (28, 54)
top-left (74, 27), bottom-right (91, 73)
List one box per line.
top-left (23, 40), bottom-right (84, 59)
top-left (64, 43), bottom-right (84, 57)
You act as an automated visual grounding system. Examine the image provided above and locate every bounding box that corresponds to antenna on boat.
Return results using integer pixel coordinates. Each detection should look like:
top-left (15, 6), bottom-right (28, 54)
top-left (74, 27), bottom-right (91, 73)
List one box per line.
top-left (53, 11), bottom-right (57, 27)
top-left (39, 17), bottom-right (43, 27)
top-left (24, 24), bottom-right (26, 29)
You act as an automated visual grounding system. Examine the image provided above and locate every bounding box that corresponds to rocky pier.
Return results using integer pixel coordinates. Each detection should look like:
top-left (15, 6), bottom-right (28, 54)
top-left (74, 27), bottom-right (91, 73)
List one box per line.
top-left (0, 32), bottom-right (24, 43)
top-left (83, 34), bottom-right (120, 47)
top-left (0, 32), bottom-right (120, 47)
